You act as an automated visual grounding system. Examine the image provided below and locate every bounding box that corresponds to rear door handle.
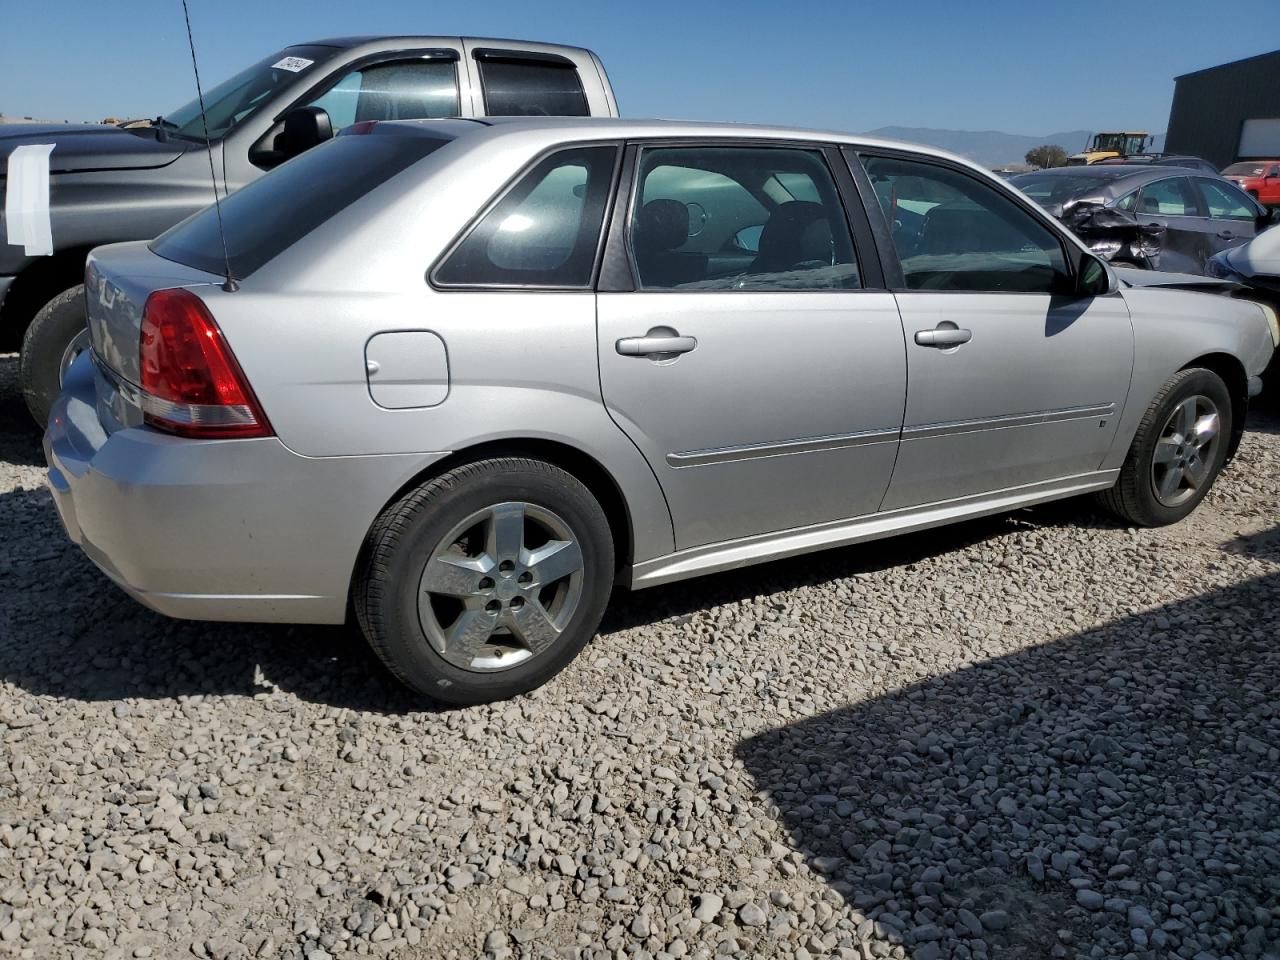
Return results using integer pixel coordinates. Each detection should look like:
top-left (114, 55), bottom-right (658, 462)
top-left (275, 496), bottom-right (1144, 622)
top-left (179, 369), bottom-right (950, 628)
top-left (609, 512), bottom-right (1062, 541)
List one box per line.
top-left (616, 333), bottom-right (697, 357)
top-left (1217, 231), bottom-right (1236, 240)
top-left (914, 327), bottom-right (973, 347)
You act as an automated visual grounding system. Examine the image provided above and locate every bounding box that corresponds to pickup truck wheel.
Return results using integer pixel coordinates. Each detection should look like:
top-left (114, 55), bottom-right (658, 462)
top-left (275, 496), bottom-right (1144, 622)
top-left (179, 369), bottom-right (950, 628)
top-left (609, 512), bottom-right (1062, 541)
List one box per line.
top-left (1097, 368), bottom-right (1232, 527)
top-left (20, 285), bottom-right (88, 426)
top-left (355, 458), bottom-right (614, 705)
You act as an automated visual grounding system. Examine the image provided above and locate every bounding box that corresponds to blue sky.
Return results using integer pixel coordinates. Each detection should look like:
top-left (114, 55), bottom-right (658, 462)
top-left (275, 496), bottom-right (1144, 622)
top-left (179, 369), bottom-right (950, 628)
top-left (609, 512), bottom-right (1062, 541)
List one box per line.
top-left (1, 0), bottom-right (1272, 135)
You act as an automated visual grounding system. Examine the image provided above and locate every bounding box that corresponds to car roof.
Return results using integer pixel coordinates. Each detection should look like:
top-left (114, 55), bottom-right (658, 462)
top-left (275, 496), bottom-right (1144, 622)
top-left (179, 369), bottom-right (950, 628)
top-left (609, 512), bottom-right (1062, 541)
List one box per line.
top-left (302, 35), bottom-right (595, 54)
top-left (364, 116), bottom-right (998, 176)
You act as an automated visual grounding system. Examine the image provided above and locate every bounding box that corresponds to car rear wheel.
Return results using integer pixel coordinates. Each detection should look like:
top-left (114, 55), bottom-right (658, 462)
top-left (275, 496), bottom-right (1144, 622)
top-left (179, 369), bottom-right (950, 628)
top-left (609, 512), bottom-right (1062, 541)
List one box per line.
top-left (355, 457), bottom-right (614, 705)
top-left (1097, 367), bottom-right (1232, 526)
top-left (20, 284), bottom-right (88, 426)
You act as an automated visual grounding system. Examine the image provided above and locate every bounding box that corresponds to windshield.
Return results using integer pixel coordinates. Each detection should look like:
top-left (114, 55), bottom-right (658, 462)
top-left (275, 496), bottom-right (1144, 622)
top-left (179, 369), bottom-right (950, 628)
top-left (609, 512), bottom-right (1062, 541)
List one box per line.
top-left (161, 45), bottom-right (337, 140)
top-left (1089, 133), bottom-right (1146, 155)
top-left (1222, 163), bottom-right (1266, 177)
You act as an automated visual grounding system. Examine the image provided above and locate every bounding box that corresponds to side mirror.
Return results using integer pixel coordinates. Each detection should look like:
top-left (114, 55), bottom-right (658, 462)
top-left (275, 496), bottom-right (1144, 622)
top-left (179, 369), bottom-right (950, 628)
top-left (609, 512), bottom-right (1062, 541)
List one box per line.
top-left (276, 106), bottom-right (333, 162)
top-left (1077, 254), bottom-right (1118, 297)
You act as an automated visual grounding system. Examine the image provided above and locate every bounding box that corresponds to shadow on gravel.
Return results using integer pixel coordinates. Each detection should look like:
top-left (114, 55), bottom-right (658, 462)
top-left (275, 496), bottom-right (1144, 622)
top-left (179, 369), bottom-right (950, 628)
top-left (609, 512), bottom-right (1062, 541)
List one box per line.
top-left (0, 484), bottom-right (432, 714)
top-left (0, 355), bottom-right (43, 467)
top-left (737, 528), bottom-right (1280, 959)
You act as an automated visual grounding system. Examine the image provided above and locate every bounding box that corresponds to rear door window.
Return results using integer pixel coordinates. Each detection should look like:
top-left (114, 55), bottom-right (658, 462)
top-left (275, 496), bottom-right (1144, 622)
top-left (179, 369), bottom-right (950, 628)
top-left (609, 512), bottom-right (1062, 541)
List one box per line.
top-left (628, 146), bottom-right (860, 291)
top-left (476, 53), bottom-right (589, 116)
top-left (434, 146), bottom-right (618, 287)
top-left (151, 133), bottom-right (449, 279)
top-left (307, 58), bottom-right (460, 129)
top-left (1137, 178), bottom-right (1197, 216)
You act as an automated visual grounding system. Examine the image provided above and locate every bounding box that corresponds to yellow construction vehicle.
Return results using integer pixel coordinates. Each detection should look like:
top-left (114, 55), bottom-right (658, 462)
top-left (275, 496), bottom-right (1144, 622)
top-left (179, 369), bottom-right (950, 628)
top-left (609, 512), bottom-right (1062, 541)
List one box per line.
top-left (1067, 132), bottom-right (1152, 165)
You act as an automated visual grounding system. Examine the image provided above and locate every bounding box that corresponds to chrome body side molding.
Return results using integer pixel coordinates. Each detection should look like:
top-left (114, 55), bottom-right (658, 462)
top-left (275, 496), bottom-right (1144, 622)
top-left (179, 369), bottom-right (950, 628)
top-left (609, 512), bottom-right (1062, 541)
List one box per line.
top-left (625, 469), bottom-right (1120, 588)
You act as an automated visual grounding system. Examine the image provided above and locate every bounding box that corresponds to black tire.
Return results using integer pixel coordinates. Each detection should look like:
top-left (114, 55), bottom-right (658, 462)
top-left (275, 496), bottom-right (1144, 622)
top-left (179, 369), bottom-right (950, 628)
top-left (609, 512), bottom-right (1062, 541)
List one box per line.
top-left (19, 284), bottom-right (87, 426)
top-left (1097, 367), bottom-right (1233, 526)
top-left (354, 457), bottom-right (614, 705)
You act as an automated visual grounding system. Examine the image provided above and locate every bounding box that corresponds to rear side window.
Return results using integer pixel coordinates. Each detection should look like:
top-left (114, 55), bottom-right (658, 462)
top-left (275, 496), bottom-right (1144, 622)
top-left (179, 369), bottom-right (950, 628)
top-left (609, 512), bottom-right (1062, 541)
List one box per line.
top-left (434, 146), bottom-right (618, 288)
top-left (151, 134), bottom-right (448, 279)
top-left (1137, 178), bottom-right (1196, 216)
top-left (477, 54), bottom-right (589, 116)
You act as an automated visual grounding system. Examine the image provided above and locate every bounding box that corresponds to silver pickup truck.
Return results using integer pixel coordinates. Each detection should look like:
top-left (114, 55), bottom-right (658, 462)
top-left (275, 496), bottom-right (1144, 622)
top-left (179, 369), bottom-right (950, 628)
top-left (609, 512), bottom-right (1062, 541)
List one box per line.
top-left (0, 36), bottom-right (619, 423)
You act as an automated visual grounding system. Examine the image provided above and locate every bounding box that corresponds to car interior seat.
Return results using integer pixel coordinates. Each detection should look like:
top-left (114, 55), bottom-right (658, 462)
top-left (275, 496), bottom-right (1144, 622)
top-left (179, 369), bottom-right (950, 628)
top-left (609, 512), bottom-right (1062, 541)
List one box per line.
top-left (748, 201), bottom-right (837, 275)
top-left (632, 199), bottom-right (705, 288)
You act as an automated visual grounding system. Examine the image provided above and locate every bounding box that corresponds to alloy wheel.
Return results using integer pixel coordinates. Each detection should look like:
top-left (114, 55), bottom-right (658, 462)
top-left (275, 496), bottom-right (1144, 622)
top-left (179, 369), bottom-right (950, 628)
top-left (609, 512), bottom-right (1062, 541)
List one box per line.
top-left (1150, 394), bottom-right (1221, 508)
top-left (416, 501), bottom-right (585, 671)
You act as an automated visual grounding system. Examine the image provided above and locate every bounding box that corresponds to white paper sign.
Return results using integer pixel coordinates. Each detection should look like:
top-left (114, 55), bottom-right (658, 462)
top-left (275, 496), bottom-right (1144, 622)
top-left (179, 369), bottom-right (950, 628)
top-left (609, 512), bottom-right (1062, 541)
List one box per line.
top-left (4, 143), bottom-right (56, 257)
top-left (272, 56), bottom-right (314, 73)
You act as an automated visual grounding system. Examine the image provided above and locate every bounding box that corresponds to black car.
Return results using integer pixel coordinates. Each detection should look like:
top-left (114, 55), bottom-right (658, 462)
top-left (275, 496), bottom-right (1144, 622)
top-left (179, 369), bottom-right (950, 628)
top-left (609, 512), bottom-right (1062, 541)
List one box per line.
top-left (1011, 165), bottom-right (1276, 274)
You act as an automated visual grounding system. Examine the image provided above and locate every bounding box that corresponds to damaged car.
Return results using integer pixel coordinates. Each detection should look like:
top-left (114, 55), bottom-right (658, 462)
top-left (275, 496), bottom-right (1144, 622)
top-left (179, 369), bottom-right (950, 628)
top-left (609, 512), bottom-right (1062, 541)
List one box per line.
top-left (1011, 165), bottom-right (1278, 274)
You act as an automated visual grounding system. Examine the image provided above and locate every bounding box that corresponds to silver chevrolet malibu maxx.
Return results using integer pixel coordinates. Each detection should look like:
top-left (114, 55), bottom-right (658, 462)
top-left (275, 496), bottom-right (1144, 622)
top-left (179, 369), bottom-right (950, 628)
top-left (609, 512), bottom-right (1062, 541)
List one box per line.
top-left (47, 118), bottom-right (1278, 704)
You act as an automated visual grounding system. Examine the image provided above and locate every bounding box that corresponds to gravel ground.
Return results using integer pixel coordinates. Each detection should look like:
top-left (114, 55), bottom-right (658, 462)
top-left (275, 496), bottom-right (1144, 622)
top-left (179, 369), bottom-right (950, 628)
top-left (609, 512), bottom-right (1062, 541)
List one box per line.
top-left (1, 351), bottom-right (1278, 960)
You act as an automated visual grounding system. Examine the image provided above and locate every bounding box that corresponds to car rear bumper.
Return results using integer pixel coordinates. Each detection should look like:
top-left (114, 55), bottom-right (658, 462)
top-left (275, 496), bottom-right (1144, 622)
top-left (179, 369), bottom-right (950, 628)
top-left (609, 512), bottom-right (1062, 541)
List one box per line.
top-left (44, 354), bottom-right (445, 624)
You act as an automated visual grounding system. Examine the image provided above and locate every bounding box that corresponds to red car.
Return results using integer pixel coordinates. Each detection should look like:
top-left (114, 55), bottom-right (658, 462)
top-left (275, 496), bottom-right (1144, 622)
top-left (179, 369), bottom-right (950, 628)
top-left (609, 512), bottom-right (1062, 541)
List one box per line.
top-left (1222, 161), bottom-right (1280, 206)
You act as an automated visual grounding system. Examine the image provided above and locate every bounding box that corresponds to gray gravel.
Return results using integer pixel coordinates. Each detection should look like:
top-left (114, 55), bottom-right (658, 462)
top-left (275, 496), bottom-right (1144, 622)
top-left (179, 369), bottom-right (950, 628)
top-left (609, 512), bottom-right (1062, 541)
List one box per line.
top-left (2, 351), bottom-right (1279, 960)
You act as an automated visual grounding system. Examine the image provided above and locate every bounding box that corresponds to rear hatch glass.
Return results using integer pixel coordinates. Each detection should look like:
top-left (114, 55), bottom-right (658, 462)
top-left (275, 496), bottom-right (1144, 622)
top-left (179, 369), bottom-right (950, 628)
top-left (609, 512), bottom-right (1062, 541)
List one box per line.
top-left (150, 133), bottom-right (450, 279)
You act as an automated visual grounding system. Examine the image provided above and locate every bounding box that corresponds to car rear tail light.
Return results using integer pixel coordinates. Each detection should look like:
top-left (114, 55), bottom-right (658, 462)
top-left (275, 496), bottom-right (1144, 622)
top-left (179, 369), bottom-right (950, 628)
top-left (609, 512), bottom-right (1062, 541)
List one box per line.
top-left (139, 288), bottom-right (272, 439)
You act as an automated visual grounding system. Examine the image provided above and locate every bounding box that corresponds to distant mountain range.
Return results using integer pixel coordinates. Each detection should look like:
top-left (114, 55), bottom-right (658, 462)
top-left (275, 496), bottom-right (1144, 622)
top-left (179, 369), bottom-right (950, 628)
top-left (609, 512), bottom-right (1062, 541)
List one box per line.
top-left (863, 126), bottom-right (1167, 168)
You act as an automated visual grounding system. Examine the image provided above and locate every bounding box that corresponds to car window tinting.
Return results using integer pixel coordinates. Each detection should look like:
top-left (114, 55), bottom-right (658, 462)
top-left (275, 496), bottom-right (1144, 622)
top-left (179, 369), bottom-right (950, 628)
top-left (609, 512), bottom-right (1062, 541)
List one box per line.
top-left (1137, 178), bottom-right (1196, 217)
top-left (434, 146), bottom-right (617, 287)
top-left (629, 147), bottom-right (860, 291)
top-left (1194, 178), bottom-right (1256, 220)
top-left (863, 156), bottom-right (1070, 294)
top-left (151, 134), bottom-right (448, 280)
top-left (478, 58), bottom-right (589, 116)
top-left (308, 59), bottom-right (459, 130)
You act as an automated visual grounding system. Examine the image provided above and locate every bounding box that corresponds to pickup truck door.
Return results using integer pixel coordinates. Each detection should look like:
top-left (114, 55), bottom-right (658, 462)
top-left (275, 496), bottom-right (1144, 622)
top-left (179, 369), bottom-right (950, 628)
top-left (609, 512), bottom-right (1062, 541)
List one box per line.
top-left (222, 44), bottom-right (468, 190)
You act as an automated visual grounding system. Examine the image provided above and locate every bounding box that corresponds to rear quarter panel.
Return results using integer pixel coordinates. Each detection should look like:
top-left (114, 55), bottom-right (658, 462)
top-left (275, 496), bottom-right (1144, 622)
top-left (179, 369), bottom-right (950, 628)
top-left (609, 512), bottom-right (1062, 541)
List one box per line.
top-left (1103, 286), bottom-right (1273, 469)
top-left (205, 131), bottom-right (674, 563)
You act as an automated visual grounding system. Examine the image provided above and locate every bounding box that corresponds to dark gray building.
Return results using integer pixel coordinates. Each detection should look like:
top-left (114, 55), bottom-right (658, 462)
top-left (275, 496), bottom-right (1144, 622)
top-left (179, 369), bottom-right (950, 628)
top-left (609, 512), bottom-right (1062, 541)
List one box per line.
top-left (1166, 50), bottom-right (1280, 169)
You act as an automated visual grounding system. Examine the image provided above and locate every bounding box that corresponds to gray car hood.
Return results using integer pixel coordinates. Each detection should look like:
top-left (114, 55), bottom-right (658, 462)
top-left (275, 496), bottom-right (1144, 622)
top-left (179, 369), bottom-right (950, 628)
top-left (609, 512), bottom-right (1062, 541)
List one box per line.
top-left (1112, 266), bottom-right (1241, 293)
top-left (0, 123), bottom-right (186, 174)
top-left (1222, 225), bottom-right (1280, 279)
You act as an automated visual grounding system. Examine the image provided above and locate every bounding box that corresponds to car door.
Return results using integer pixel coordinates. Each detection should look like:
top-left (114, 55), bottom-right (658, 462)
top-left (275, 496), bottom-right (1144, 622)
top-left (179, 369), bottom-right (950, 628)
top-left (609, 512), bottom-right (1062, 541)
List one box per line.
top-left (851, 150), bottom-right (1134, 511)
top-left (1192, 177), bottom-right (1260, 255)
top-left (1133, 176), bottom-right (1209, 273)
top-left (596, 142), bottom-right (906, 550)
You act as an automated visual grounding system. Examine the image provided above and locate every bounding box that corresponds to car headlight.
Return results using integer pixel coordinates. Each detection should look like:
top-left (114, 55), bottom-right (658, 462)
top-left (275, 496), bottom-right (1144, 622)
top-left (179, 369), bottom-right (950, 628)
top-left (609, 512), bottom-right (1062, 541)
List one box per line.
top-left (1088, 239), bottom-right (1122, 260)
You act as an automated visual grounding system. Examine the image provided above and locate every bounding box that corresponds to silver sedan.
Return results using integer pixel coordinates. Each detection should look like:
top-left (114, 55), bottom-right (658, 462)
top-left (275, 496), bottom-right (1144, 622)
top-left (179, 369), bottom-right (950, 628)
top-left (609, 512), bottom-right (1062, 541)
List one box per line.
top-left (46, 118), bottom-right (1278, 704)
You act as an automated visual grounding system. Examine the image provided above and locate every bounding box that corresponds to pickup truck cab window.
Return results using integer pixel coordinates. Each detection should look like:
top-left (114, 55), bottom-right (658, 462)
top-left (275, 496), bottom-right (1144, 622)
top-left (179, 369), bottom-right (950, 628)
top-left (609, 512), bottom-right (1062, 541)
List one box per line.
top-left (307, 58), bottom-right (460, 129)
top-left (474, 51), bottom-right (589, 117)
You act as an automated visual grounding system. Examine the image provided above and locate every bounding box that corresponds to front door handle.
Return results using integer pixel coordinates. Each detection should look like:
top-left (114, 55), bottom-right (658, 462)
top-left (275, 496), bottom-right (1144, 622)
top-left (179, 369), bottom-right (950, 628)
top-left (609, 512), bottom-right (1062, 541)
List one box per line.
top-left (616, 330), bottom-right (698, 358)
top-left (914, 326), bottom-right (973, 347)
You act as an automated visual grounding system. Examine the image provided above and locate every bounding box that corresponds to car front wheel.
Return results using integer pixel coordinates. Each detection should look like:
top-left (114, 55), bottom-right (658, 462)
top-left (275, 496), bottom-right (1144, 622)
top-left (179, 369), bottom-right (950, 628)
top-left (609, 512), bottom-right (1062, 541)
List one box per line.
top-left (355, 457), bottom-right (615, 705)
top-left (1098, 367), bottom-right (1233, 526)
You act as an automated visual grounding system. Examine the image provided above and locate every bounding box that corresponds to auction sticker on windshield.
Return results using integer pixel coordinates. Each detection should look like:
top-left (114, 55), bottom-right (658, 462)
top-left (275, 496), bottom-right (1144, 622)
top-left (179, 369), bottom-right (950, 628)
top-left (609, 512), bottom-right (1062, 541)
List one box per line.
top-left (272, 57), bottom-right (314, 72)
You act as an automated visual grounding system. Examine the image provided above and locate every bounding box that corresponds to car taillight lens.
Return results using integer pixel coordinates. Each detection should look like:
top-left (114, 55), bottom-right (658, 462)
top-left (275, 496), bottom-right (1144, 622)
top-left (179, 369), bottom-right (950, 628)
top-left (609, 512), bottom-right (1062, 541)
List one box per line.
top-left (139, 288), bottom-right (272, 439)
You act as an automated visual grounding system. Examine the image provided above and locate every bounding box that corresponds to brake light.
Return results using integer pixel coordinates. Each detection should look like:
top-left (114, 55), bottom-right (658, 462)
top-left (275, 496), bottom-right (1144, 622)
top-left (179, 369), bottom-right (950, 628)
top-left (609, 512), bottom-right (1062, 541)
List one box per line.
top-left (139, 288), bottom-right (272, 439)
